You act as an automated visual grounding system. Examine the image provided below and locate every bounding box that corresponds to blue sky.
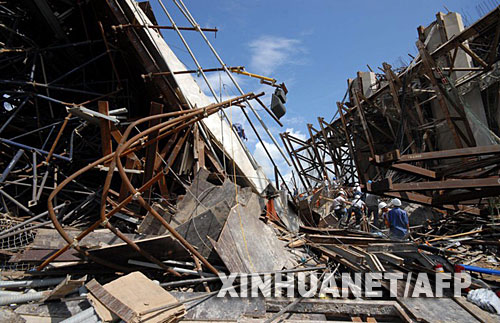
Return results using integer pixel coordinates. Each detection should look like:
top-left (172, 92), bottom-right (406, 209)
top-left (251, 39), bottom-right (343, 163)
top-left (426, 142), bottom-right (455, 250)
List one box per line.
top-left (149, 0), bottom-right (496, 184)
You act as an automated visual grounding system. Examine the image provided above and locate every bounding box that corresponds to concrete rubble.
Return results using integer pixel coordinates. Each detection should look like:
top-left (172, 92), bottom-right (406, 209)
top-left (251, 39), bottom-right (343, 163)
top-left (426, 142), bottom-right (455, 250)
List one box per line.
top-left (0, 1), bottom-right (499, 322)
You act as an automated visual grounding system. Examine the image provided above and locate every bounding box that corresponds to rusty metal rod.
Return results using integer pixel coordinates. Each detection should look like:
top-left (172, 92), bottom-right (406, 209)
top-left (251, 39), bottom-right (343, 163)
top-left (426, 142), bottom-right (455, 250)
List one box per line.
top-left (45, 113), bottom-right (72, 163)
top-left (41, 94), bottom-right (256, 271)
top-left (111, 97), bottom-right (256, 275)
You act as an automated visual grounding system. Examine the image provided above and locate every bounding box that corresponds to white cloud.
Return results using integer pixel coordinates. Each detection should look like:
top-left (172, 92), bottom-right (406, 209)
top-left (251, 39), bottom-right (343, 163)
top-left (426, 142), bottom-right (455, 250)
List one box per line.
top-left (285, 127), bottom-right (307, 141)
top-left (281, 115), bottom-right (305, 126)
top-left (248, 35), bottom-right (305, 74)
top-left (253, 140), bottom-right (286, 180)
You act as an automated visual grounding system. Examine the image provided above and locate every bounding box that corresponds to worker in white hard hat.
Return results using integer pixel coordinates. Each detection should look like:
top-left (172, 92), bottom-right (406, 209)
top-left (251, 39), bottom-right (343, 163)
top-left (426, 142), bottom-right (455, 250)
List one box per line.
top-left (378, 201), bottom-right (390, 228)
top-left (387, 198), bottom-right (409, 240)
top-left (348, 193), bottom-right (366, 226)
top-left (333, 190), bottom-right (351, 222)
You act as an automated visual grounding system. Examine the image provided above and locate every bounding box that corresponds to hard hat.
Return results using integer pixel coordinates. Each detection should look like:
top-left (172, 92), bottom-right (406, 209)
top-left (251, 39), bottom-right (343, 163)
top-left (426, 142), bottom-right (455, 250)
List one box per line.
top-left (390, 198), bottom-right (402, 207)
top-left (338, 190), bottom-right (346, 196)
top-left (332, 176), bottom-right (337, 180)
top-left (378, 202), bottom-right (387, 209)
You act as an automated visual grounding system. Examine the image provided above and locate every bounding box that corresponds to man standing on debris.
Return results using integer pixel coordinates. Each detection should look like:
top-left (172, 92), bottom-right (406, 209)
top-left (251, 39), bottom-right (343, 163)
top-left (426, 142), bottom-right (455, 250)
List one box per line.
top-left (387, 198), bottom-right (410, 240)
top-left (322, 174), bottom-right (330, 197)
top-left (365, 193), bottom-right (379, 227)
top-left (333, 191), bottom-right (351, 221)
top-left (349, 193), bottom-right (366, 226)
top-left (379, 202), bottom-right (390, 229)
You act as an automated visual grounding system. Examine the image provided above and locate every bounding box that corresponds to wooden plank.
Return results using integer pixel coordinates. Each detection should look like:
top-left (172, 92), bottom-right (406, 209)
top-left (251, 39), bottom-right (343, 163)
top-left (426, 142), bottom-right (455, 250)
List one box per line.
top-left (323, 245), bottom-right (365, 264)
top-left (175, 208), bottom-right (227, 260)
top-left (98, 101), bottom-right (112, 165)
top-left (314, 245), bottom-right (363, 272)
top-left (306, 234), bottom-right (392, 245)
top-left (137, 202), bottom-right (172, 235)
top-left (453, 296), bottom-right (499, 323)
top-left (374, 252), bottom-right (404, 266)
top-left (31, 228), bottom-right (146, 250)
top-left (88, 292), bottom-right (117, 322)
top-left (396, 145), bottom-right (500, 163)
top-left (365, 243), bottom-right (417, 253)
top-left (88, 235), bottom-right (191, 264)
top-left (86, 279), bottom-right (137, 322)
top-left (390, 163), bottom-right (437, 179)
top-left (266, 298), bottom-right (402, 317)
top-left (42, 275), bottom-right (86, 301)
top-left (390, 177), bottom-right (500, 191)
top-left (87, 272), bottom-right (185, 323)
top-left (9, 248), bottom-right (80, 262)
top-left (211, 193), bottom-right (291, 273)
top-left (398, 297), bottom-right (480, 323)
top-left (142, 102), bottom-right (163, 205)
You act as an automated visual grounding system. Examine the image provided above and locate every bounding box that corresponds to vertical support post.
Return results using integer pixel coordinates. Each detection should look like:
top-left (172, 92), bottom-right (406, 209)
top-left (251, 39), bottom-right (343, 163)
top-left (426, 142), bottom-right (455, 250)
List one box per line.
top-left (142, 102), bottom-right (164, 205)
top-left (30, 150), bottom-right (37, 206)
top-left (381, 64), bottom-right (418, 153)
top-left (307, 124), bottom-right (328, 180)
top-left (317, 118), bottom-right (341, 180)
top-left (280, 133), bottom-right (309, 192)
top-left (98, 101), bottom-right (112, 165)
top-left (337, 102), bottom-right (363, 184)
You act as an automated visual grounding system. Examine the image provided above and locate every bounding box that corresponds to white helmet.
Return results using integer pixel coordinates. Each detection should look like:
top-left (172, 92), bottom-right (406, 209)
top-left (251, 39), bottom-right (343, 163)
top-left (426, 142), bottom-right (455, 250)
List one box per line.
top-left (390, 198), bottom-right (402, 207)
top-left (378, 202), bottom-right (387, 209)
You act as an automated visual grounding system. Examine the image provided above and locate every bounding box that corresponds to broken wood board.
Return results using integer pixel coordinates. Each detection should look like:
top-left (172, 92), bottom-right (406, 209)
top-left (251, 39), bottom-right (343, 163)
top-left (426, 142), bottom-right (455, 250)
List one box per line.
top-left (172, 178), bottom-right (252, 227)
top-left (41, 275), bottom-right (86, 301)
top-left (31, 228), bottom-right (148, 250)
top-left (9, 248), bottom-right (80, 263)
top-left (306, 234), bottom-right (393, 245)
top-left (86, 272), bottom-right (185, 323)
top-left (175, 202), bottom-right (230, 260)
top-left (210, 193), bottom-right (292, 273)
top-left (137, 202), bottom-right (173, 235)
top-left (266, 298), bottom-right (411, 321)
top-left (88, 235), bottom-right (191, 264)
top-left (398, 297), bottom-right (481, 323)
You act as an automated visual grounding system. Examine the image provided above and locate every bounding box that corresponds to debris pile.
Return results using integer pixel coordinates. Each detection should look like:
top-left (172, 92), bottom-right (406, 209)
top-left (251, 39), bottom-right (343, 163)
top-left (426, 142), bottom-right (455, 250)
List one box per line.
top-left (0, 0), bottom-right (500, 322)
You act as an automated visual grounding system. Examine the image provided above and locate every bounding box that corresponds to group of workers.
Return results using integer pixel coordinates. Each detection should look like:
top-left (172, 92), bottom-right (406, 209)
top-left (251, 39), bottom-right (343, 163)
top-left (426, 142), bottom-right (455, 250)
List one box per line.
top-left (331, 189), bottom-right (410, 240)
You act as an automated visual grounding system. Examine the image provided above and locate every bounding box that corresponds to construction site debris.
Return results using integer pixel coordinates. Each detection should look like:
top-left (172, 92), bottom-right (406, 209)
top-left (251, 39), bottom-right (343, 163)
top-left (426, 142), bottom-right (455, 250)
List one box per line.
top-left (1, 0), bottom-right (500, 322)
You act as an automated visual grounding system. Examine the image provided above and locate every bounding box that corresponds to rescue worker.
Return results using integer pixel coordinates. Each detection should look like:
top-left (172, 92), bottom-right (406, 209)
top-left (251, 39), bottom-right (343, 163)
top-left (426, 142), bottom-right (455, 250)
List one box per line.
top-left (365, 193), bottom-right (379, 227)
top-left (322, 175), bottom-right (330, 196)
top-left (349, 193), bottom-right (366, 226)
top-left (387, 198), bottom-right (410, 240)
top-left (379, 201), bottom-right (390, 229)
top-left (333, 191), bottom-right (351, 222)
